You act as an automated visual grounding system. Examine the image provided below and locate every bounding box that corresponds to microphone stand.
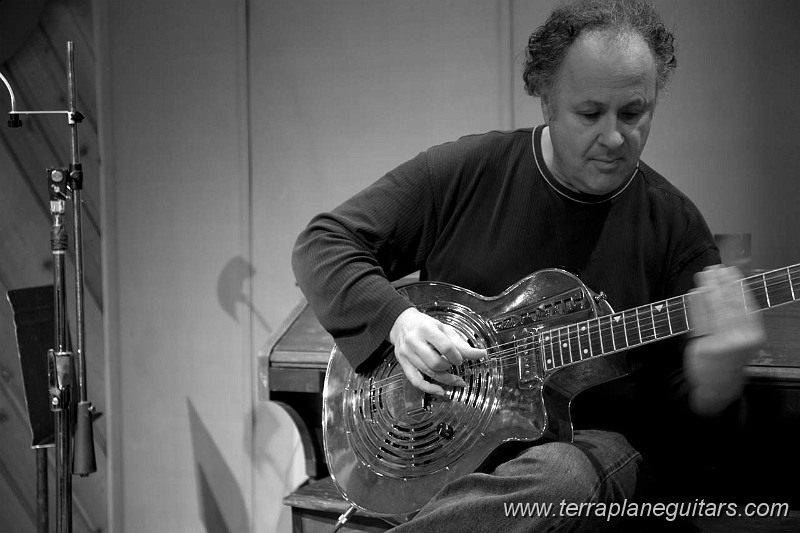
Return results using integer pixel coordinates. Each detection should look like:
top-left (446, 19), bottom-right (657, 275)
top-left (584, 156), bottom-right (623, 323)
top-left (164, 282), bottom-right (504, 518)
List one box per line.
top-left (2, 41), bottom-right (97, 533)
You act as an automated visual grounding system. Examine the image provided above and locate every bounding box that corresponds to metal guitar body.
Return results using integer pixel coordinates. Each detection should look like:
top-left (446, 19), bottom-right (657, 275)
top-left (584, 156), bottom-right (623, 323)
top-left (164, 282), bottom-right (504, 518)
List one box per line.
top-left (322, 268), bottom-right (625, 518)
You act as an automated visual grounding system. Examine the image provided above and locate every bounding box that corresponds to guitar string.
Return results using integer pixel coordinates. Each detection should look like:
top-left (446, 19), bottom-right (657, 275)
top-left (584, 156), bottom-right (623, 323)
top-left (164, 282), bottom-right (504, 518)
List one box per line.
top-left (364, 269), bottom-right (798, 392)
top-left (363, 269), bottom-right (798, 393)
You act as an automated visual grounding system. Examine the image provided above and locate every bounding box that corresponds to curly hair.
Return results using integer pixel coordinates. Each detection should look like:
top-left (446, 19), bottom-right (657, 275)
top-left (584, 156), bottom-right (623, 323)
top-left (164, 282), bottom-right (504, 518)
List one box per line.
top-left (522, 0), bottom-right (676, 103)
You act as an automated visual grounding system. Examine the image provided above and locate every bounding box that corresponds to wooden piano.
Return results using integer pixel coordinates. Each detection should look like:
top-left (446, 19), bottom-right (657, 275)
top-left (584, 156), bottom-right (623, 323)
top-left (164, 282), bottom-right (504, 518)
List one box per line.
top-left (258, 299), bottom-right (393, 532)
top-left (259, 293), bottom-right (800, 533)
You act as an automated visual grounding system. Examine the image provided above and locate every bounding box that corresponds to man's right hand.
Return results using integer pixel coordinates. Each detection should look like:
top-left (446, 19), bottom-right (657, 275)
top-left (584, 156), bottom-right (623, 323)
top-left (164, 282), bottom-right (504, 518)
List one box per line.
top-left (389, 307), bottom-right (486, 396)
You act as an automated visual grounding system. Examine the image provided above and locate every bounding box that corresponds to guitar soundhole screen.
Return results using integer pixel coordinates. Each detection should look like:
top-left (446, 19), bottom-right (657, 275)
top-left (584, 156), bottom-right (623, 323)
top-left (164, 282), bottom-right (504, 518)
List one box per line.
top-left (344, 305), bottom-right (500, 478)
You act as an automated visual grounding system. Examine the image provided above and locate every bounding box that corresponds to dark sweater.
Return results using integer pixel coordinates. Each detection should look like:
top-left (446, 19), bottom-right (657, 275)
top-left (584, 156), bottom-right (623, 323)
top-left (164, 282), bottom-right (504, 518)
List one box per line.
top-left (292, 125), bottom-right (727, 488)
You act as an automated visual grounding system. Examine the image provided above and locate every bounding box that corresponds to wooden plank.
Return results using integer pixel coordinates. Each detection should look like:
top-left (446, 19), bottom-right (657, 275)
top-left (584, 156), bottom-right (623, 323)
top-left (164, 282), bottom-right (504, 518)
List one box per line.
top-left (0, 469), bottom-right (36, 533)
top-left (292, 508), bottom-right (394, 533)
top-left (270, 352), bottom-right (330, 368)
top-left (272, 304), bottom-right (335, 355)
top-left (65, 0), bottom-right (95, 51)
top-left (755, 304), bottom-right (800, 368)
top-left (0, 379), bottom-right (41, 531)
top-left (283, 476), bottom-right (359, 515)
top-left (39, 0), bottom-right (97, 126)
top-left (284, 477), bottom-right (393, 532)
top-left (269, 368), bottom-right (324, 393)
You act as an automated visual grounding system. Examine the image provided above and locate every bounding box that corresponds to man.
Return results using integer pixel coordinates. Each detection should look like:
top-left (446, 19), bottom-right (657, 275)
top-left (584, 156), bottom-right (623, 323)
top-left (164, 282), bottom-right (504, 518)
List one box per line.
top-left (292, 0), bottom-right (764, 530)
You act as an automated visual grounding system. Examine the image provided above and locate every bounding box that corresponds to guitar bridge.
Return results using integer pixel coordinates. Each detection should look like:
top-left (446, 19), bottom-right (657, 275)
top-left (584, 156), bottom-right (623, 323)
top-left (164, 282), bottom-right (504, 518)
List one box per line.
top-left (516, 329), bottom-right (542, 390)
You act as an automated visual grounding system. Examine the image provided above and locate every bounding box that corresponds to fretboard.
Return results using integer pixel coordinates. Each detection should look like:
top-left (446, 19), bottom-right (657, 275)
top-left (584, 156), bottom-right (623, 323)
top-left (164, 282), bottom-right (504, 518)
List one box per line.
top-left (540, 264), bottom-right (800, 372)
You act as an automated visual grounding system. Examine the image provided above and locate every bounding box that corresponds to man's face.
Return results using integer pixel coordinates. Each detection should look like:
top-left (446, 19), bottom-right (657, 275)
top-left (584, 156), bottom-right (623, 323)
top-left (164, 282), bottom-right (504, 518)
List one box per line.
top-left (542, 30), bottom-right (657, 195)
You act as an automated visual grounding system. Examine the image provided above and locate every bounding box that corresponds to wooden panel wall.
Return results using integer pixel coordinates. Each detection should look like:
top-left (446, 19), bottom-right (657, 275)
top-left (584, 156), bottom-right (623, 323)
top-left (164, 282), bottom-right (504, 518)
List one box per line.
top-left (0, 1), bottom-right (106, 532)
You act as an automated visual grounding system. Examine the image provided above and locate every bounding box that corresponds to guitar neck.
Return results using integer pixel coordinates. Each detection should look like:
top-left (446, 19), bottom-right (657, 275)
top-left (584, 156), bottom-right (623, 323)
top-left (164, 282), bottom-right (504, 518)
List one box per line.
top-left (540, 264), bottom-right (800, 372)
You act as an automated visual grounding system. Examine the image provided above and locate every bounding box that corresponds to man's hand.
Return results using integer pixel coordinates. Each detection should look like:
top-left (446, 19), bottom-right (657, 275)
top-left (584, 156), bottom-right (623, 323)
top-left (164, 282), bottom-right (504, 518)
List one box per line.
top-left (685, 265), bottom-right (766, 415)
top-left (389, 307), bottom-right (486, 396)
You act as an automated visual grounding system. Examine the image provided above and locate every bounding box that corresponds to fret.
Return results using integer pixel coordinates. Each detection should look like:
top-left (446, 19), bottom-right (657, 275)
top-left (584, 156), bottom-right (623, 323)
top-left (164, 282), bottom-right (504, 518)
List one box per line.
top-left (790, 265), bottom-right (800, 301)
top-left (588, 318), bottom-right (603, 357)
top-left (663, 296), bottom-right (689, 335)
top-left (611, 313), bottom-right (627, 350)
top-left (572, 324), bottom-right (582, 362)
top-left (529, 264), bottom-right (800, 375)
top-left (598, 316), bottom-right (615, 353)
top-left (541, 329), bottom-right (556, 370)
top-left (567, 324), bottom-right (580, 363)
top-left (578, 321), bottom-right (592, 359)
top-left (623, 311), bottom-right (641, 347)
top-left (763, 268), bottom-right (794, 307)
top-left (744, 274), bottom-right (769, 310)
top-left (637, 306), bottom-right (656, 342)
top-left (651, 302), bottom-right (671, 338)
top-left (563, 325), bottom-right (573, 364)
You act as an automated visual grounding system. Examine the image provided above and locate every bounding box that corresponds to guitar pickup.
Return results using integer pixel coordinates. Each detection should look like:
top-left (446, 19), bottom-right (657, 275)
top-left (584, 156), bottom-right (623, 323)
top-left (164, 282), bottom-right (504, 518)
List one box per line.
top-left (516, 330), bottom-right (541, 390)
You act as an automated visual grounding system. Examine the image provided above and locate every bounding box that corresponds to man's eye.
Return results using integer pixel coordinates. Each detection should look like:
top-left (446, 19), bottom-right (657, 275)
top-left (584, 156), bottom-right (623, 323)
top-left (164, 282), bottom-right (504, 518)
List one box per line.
top-left (621, 111), bottom-right (641, 121)
top-left (580, 112), bottom-right (600, 120)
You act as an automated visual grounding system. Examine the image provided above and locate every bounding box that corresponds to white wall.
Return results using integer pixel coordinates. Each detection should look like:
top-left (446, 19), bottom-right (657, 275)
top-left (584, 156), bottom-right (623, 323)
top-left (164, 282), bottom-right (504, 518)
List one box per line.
top-left (248, 2), bottom-right (513, 530)
top-left (98, 1), bottom-right (800, 532)
top-left (100, 1), bottom-right (256, 531)
top-left (249, 0), bottom-right (514, 334)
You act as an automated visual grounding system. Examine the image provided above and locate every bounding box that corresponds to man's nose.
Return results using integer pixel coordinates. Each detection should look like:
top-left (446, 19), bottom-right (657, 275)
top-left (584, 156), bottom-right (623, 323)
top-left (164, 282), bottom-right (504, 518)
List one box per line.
top-left (598, 117), bottom-right (624, 149)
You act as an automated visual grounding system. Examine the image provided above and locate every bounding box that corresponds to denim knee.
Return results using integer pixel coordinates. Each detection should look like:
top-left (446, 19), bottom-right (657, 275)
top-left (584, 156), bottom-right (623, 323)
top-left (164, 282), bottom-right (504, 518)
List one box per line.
top-left (533, 441), bottom-right (603, 504)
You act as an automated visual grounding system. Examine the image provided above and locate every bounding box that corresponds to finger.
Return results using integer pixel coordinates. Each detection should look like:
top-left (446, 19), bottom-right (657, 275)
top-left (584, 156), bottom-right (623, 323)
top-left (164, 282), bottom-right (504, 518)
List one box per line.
top-left (408, 333), bottom-right (456, 372)
top-left (405, 350), bottom-right (468, 388)
top-left (396, 341), bottom-right (468, 390)
top-left (704, 267), bottom-right (728, 326)
top-left (395, 349), bottom-right (447, 396)
top-left (692, 265), bottom-right (731, 333)
top-left (717, 266), bottom-right (765, 340)
top-left (692, 266), bottom-right (764, 344)
top-left (716, 269), bottom-right (747, 326)
top-left (425, 327), bottom-right (463, 366)
top-left (441, 325), bottom-right (487, 361)
top-left (708, 267), bottom-right (750, 328)
top-left (687, 285), bottom-right (713, 337)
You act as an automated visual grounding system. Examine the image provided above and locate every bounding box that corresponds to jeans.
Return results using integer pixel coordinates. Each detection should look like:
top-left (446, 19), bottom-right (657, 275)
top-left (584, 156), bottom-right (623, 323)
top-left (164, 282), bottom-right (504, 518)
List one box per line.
top-left (386, 429), bottom-right (649, 533)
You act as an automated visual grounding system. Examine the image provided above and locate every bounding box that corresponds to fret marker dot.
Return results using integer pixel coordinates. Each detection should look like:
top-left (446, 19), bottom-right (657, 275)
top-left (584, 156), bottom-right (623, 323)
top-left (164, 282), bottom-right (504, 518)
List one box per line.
top-left (583, 349), bottom-right (588, 354)
top-left (580, 326), bottom-right (586, 331)
top-left (562, 342), bottom-right (568, 348)
top-left (546, 358), bottom-right (552, 364)
top-left (544, 336), bottom-right (550, 341)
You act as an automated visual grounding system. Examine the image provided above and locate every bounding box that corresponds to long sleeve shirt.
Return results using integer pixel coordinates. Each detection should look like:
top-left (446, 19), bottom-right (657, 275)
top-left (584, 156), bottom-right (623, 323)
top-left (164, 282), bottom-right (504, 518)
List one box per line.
top-left (292, 125), bottom-right (726, 488)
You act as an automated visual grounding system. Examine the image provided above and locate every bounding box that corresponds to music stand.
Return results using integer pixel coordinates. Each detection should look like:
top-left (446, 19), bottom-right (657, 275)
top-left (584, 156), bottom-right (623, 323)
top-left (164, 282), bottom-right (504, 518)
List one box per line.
top-left (6, 285), bottom-right (61, 533)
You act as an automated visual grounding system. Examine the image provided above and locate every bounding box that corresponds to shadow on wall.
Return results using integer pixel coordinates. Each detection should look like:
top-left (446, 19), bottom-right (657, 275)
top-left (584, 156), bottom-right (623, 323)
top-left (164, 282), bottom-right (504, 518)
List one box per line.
top-left (217, 255), bottom-right (272, 334)
top-left (188, 398), bottom-right (250, 533)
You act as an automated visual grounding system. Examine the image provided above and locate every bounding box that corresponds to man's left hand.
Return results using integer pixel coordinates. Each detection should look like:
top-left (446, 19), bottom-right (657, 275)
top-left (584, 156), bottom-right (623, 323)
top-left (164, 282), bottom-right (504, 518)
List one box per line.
top-left (685, 265), bottom-right (766, 415)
